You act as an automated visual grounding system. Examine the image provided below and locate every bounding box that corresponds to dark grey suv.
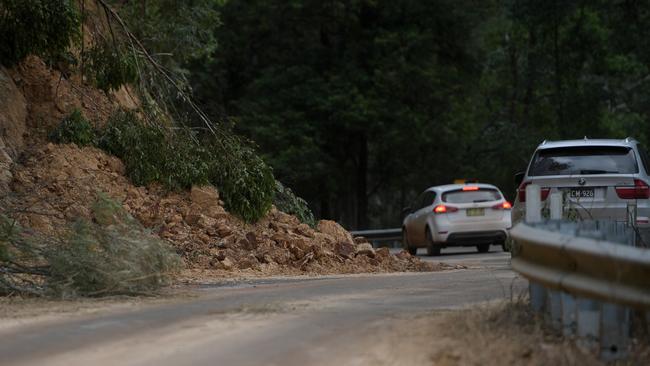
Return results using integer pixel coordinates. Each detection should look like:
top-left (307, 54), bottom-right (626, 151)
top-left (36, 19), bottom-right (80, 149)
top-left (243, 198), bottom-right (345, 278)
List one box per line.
top-left (512, 138), bottom-right (650, 225)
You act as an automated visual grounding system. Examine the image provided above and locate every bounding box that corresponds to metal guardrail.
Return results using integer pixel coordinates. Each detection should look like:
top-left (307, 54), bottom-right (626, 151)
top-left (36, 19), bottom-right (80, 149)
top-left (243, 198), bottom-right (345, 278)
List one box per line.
top-left (510, 222), bottom-right (650, 309)
top-left (349, 228), bottom-right (402, 242)
top-left (511, 220), bottom-right (650, 360)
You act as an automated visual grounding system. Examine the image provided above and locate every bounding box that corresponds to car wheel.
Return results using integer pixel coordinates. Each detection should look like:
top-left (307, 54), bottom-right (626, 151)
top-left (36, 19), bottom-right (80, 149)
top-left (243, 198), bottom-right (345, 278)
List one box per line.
top-left (476, 243), bottom-right (490, 253)
top-left (402, 229), bottom-right (417, 256)
top-left (425, 229), bottom-right (441, 256)
top-left (502, 238), bottom-right (512, 252)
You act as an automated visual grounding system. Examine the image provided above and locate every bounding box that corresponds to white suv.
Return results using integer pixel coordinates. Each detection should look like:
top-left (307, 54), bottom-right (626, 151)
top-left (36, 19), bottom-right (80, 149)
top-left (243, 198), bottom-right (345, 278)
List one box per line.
top-left (512, 138), bottom-right (650, 226)
top-left (402, 183), bottom-right (512, 256)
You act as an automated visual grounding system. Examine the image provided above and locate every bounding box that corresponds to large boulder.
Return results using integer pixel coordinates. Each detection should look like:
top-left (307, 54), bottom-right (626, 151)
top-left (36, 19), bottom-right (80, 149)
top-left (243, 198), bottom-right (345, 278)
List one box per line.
top-left (355, 242), bottom-right (376, 258)
top-left (317, 220), bottom-right (354, 244)
top-left (190, 185), bottom-right (227, 219)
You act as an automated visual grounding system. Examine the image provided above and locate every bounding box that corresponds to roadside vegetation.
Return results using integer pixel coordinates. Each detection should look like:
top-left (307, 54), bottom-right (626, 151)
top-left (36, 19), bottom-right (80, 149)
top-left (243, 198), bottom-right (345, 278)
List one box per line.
top-left (0, 0), bottom-right (319, 297)
top-left (0, 194), bottom-right (181, 297)
top-left (0, 0), bottom-right (313, 225)
top-left (362, 300), bottom-right (649, 365)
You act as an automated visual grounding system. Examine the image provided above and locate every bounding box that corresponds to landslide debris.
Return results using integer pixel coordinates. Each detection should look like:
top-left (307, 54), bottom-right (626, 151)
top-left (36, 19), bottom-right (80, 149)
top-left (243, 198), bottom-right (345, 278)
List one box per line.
top-left (0, 11), bottom-right (440, 279)
top-left (2, 143), bottom-right (438, 277)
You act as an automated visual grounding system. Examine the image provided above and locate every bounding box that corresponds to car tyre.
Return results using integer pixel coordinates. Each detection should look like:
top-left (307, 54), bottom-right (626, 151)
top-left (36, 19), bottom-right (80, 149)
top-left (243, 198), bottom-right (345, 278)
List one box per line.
top-left (402, 229), bottom-right (417, 256)
top-left (476, 243), bottom-right (490, 253)
top-left (425, 229), bottom-right (441, 256)
top-left (502, 238), bottom-right (512, 252)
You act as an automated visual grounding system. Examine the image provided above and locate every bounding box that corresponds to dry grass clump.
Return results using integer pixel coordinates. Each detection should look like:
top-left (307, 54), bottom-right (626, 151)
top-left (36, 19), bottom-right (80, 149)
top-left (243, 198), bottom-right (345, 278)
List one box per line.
top-left (0, 193), bottom-right (182, 298)
top-left (435, 301), bottom-right (601, 366)
top-left (433, 300), bottom-right (650, 366)
top-left (359, 299), bottom-right (650, 366)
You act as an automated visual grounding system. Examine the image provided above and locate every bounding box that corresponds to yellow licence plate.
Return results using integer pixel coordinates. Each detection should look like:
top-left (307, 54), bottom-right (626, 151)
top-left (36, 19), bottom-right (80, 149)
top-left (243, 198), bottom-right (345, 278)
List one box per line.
top-left (466, 208), bottom-right (485, 217)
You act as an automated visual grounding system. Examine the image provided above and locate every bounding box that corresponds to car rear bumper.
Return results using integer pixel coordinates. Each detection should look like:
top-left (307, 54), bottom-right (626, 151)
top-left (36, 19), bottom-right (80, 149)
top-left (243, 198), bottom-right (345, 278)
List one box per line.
top-left (443, 230), bottom-right (508, 246)
top-left (431, 215), bottom-right (511, 245)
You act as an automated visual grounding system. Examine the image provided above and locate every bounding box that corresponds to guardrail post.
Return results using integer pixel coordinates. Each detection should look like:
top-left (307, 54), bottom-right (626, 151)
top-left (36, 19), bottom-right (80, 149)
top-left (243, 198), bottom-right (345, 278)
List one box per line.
top-left (525, 184), bottom-right (542, 223)
top-left (524, 185), bottom-right (544, 317)
top-left (626, 202), bottom-right (638, 246)
top-left (577, 298), bottom-right (600, 352)
top-left (561, 292), bottom-right (577, 336)
top-left (549, 192), bottom-right (562, 220)
top-left (547, 289), bottom-right (563, 331)
top-left (600, 303), bottom-right (630, 361)
top-left (529, 282), bottom-right (546, 313)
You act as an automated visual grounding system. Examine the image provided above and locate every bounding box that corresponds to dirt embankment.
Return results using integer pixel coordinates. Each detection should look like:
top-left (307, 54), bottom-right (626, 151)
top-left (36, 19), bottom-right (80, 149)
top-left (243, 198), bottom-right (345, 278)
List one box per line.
top-left (0, 54), bottom-right (439, 279)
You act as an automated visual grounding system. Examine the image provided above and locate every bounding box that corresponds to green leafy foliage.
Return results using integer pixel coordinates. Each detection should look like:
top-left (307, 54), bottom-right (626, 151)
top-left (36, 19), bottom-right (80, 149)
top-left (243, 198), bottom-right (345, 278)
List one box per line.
top-left (193, 0), bottom-right (478, 229)
top-left (274, 181), bottom-right (316, 227)
top-left (98, 110), bottom-right (274, 222)
top-left (98, 110), bottom-right (209, 190)
top-left (83, 40), bottom-right (138, 92)
top-left (187, 0), bottom-right (650, 229)
top-left (111, 0), bottom-right (220, 75)
top-left (48, 110), bottom-right (96, 146)
top-left (204, 139), bottom-right (275, 223)
top-left (0, 0), bottom-right (80, 66)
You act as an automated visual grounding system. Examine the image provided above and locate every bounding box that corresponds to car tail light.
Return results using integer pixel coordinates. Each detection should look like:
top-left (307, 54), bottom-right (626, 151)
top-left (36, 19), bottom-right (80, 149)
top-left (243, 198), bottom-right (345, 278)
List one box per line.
top-left (433, 204), bottom-right (459, 214)
top-left (492, 201), bottom-right (512, 210)
top-left (517, 182), bottom-right (550, 202)
top-left (615, 179), bottom-right (650, 199)
top-left (462, 186), bottom-right (480, 191)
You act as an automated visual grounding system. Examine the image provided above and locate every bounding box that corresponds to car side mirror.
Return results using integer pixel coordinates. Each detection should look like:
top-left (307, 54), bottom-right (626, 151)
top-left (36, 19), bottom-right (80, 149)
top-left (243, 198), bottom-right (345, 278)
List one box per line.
top-left (514, 172), bottom-right (525, 187)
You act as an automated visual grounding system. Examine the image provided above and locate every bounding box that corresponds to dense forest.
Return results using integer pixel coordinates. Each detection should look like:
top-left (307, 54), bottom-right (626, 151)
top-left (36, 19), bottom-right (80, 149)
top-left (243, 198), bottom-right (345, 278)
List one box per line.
top-left (9, 0), bottom-right (650, 229)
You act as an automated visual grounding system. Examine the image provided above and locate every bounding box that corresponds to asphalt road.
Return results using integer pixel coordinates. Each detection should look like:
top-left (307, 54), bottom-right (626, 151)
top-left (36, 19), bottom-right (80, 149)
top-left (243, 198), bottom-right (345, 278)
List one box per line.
top-left (0, 246), bottom-right (524, 366)
top-left (413, 244), bottom-right (512, 268)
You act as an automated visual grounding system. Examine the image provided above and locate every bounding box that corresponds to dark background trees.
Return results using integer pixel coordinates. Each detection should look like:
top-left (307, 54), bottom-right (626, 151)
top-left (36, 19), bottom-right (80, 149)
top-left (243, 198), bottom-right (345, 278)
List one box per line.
top-left (139, 0), bottom-right (650, 229)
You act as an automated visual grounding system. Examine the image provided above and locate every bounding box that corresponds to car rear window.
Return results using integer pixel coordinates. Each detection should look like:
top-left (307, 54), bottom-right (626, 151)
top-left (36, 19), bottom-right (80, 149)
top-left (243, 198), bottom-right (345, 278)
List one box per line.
top-left (528, 146), bottom-right (638, 176)
top-left (442, 189), bottom-right (502, 203)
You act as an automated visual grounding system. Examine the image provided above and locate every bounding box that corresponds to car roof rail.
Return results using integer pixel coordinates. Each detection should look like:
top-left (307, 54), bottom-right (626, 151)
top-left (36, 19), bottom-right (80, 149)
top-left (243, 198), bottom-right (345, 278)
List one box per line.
top-left (625, 136), bottom-right (633, 143)
top-left (584, 136), bottom-right (588, 141)
top-left (541, 140), bottom-right (547, 146)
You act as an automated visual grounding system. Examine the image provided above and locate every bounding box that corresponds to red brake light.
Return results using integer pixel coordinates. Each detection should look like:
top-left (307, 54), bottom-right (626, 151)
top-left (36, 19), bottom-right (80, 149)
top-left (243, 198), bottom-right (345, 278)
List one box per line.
top-left (541, 187), bottom-right (550, 201)
top-left (492, 201), bottom-right (512, 210)
top-left (462, 186), bottom-right (480, 191)
top-left (517, 182), bottom-right (530, 202)
top-left (433, 205), bottom-right (459, 214)
top-left (517, 182), bottom-right (550, 202)
top-left (615, 179), bottom-right (650, 199)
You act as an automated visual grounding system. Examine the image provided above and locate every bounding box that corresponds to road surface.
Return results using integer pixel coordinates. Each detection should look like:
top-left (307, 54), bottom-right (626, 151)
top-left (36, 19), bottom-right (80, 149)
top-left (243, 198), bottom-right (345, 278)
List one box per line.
top-left (0, 245), bottom-right (524, 366)
top-left (408, 244), bottom-right (511, 268)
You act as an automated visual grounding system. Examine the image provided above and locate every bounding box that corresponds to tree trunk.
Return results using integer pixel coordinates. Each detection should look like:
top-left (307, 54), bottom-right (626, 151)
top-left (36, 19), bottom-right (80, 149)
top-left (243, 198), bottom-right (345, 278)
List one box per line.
top-left (553, 0), bottom-right (564, 127)
top-left (319, 182), bottom-right (330, 220)
top-left (356, 132), bottom-right (368, 229)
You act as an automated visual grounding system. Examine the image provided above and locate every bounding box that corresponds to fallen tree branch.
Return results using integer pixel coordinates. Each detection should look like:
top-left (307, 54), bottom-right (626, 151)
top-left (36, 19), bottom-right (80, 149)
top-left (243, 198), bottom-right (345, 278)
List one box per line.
top-left (93, 0), bottom-right (219, 138)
